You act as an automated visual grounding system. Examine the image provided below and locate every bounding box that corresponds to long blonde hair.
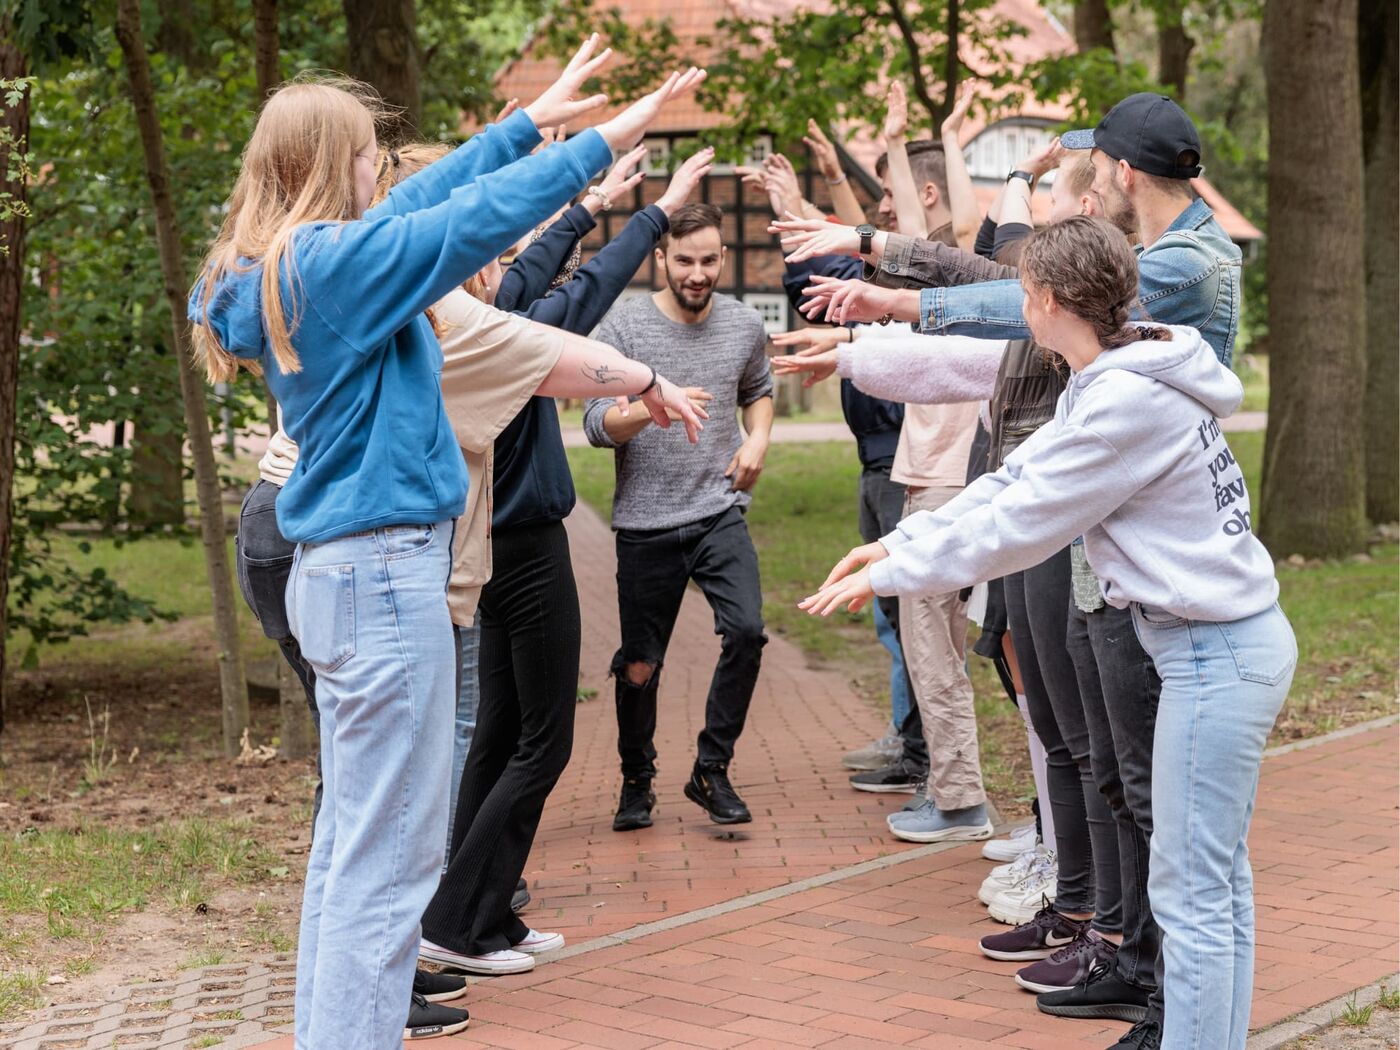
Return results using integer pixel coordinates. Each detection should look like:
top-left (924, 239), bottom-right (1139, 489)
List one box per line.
top-left (191, 74), bottom-right (388, 382)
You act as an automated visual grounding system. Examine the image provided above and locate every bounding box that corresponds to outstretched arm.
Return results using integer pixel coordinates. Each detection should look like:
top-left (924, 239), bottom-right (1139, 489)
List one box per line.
top-left (940, 82), bottom-right (980, 251)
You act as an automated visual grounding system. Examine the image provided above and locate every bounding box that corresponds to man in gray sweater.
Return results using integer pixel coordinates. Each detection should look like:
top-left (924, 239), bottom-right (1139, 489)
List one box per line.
top-left (584, 202), bottom-right (775, 831)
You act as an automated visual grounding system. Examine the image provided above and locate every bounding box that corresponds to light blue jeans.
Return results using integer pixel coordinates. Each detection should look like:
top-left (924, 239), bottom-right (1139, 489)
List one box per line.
top-left (286, 521), bottom-right (456, 1050)
top-left (872, 597), bottom-right (912, 729)
top-left (445, 623), bottom-right (481, 864)
top-left (1132, 601), bottom-right (1296, 1050)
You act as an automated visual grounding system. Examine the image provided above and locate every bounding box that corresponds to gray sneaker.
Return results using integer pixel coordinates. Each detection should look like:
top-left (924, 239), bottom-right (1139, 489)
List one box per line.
top-left (887, 798), bottom-right (994, 843)
top-left (842, 729), bottom-right (902, 771)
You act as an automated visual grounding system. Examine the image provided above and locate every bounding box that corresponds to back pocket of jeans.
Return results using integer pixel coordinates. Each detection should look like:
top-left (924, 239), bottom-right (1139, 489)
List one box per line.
top-left (1218, 616), bottom-right (1295, 686)
top-left (295, 565), bottom-right (356, 672)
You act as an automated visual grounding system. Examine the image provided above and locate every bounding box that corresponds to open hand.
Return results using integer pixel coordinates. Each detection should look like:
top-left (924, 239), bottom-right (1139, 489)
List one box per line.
top-left (596, 67), bottom-right (707, 150)
top-left (884, 81), bottom-right (909, 142)
top-left (803, 119), bottom-right (843, 182)
top-left (1020, 135), bottom-right (1065, 180)
top-left (940, 80), bottom-right (976, 140)
top-left (798, 275), bottom-right (900, 325)
top-left (798, 541), bottom-right (890, 616)
top-left (771, 347), bottom-right (838, 387)
top-left (588, 144), bottom-right (648, 213)
top-left (639, 376), bottom-right (709, 443)
top-left (769, 213), bottom-right (860, 263)
top-left (656, 146), bottom-right (716, 215)
top-left (524, 35), bottom-right (612, 129)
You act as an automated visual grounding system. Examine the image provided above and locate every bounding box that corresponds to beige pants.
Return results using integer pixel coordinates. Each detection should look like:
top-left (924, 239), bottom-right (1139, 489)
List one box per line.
top-left (902, 485), bottom-right (986, 810)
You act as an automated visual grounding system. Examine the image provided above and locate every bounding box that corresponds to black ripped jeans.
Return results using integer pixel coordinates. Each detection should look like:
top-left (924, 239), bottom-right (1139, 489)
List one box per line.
top-left (612, 506), bottom-right (767, 779)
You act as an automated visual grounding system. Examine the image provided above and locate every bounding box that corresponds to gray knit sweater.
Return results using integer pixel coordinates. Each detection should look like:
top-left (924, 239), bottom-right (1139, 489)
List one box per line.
top-left (584, 293), bottom-right (773, 531)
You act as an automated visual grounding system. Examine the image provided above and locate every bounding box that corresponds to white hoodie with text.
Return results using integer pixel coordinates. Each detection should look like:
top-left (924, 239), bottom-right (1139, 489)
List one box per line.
top-left (867, 325), bottom-right (1279, 622)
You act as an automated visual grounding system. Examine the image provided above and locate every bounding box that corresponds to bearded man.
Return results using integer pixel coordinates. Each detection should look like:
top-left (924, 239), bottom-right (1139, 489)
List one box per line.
top-left (583, 201), bottom-right (775, 832)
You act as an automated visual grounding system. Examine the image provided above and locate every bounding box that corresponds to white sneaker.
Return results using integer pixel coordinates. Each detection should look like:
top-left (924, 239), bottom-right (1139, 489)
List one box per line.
top-left (419, 938), bottom-right (535, 975)
top-left (986, 852), bottom-right (1059, 926)
top-left (978, 844), bottom-right (1053, 905)
top-left (981, 822), bottom-right (1037, 862)
top-left (513, 929), bottom-right (564, 954)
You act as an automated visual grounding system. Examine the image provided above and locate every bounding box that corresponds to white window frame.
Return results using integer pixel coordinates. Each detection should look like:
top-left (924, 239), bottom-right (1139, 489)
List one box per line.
top-left (743, 292), bottom-right (790, 337)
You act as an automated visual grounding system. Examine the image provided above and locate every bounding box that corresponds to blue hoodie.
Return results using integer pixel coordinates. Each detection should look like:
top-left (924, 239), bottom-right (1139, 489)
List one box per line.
top-left (189, 111), bottom-right (613, 543)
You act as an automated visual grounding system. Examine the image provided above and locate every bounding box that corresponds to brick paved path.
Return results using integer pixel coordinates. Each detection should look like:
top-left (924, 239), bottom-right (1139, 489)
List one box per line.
top-left (3, 504), bottom-right (1394, 1049)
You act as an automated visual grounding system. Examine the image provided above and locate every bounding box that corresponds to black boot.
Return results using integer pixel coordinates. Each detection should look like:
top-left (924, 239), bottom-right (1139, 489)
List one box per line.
top-left (613, 777), bottom-right (656, 831)
top-left (684, 762), bottom-right (751, 825)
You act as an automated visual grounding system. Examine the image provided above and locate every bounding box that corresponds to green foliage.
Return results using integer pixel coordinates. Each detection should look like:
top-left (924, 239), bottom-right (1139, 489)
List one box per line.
top-left (543, 0), bottom-right (1025, 160)
top-left (0, 75), bottom-right (32, 254)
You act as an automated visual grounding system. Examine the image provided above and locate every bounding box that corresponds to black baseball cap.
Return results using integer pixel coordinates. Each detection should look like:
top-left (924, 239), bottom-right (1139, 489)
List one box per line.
top-left (1060, 93), bottom-right (1203, 179)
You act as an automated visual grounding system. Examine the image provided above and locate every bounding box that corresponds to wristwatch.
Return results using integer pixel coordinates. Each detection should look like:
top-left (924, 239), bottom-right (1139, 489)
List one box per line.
top-left (1006, 169), bottom-right (1035, 187)
top-left (855, 222), bottom-right (877, 255)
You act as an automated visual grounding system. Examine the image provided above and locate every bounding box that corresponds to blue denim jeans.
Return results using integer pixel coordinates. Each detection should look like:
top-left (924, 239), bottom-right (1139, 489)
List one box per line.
top-left (1132, 601), bottom-right (1295, 1050)
top-left (446, 623), bottom-right (481, 864)
top-left (872, 596), bottom-right (912, 729)
top-left (287, 520), bottom-right (456, 1050)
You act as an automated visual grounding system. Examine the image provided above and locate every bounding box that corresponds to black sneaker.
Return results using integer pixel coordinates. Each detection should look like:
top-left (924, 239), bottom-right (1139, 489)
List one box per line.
top-left (684, 763), bottom-right (751, 824)
top-left (405, 992), bottom-right (470, 1039)
top-left (849, 757), bottom-right (928, 794)
top-left (979, 900), bottom-right (1088, 961)
top-left (1108, 1015), bottom-right (1162, 1049)
top-left (612, 777), bottom-right (656, 831)
top-left (1015, 929), bottom-right (1117, 993)
top-left (1037, 961), bottom-right (1151, 1022)
top-left (412, 968), bottom-right (467, 1003)
top-left (510, 876), bottom-right (530, 913)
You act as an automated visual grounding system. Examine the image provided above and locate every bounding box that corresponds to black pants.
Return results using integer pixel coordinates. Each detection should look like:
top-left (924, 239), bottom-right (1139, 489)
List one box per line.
top-left (1003, 550), bottom-right (1120, 930)
top-left (423, 521), bottom-right (579, 954)
top-left (857, 466), bottom-right (927, 767)
top-left (235, 479), bottom-right (322, 823)
top-left (613, 506), bottom-right (766, 778)
top-left (1068, 600), bottom-right (1163, 1000)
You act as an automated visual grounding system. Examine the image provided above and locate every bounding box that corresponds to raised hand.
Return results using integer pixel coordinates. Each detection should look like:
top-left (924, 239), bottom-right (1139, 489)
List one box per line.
top-left (940, 80), bottom-right (976, 140)
top-left (587, 144), bottom-right (648, 214)
top-left (595, 67), bottom-right (707, 151)
top-left (524, 35), bottom-right (613, 129)
top-left (656, 146), bottom-right (716, 215)
top-left (883, 80), bottom-right (909, 142)
top-left (1019, 135), bottom-right (1065, 179)
top-left (769, 213), bottom-right (861, 262)
top-left (802, 119), bottom-right (843, 182)
top-left (760, 153), bottom-right (804, 217)
top-left (799, 275), bottom-right (900, 325)
top-left (639, 375), bottom-right (709, 443)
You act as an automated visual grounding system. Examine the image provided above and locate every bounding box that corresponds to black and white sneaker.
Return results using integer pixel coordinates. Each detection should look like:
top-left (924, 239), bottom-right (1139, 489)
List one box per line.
top-left (404, 992), bottom-right (469, 1039)
top-left (849, 757), bottom-right (928, 794)
top-left (412, 968), bottom-right (467, 1004)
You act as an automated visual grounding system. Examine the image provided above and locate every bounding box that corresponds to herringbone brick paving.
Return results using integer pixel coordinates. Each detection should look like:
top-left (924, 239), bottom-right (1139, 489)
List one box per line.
top-left (4, 503), bottom-right (1395, 1049)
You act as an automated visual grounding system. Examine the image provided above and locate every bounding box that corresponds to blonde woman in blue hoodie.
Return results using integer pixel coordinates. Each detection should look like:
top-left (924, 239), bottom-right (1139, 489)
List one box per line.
top-left (802, 216), bottom-right (1294, 1050)
top-left (189, 44), bottom-right (706, 1050)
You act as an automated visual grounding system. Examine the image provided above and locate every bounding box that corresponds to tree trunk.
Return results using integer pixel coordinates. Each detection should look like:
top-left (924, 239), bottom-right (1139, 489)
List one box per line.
top-left (0, 31), bottom-right (28, 739)
top-left (941, 0), bottom-right (960, 124)
top-left (343, 0), bottom-right (421, 141)
top-left (127, 402), bottom-right (186, 525)
top-left (886, 0), bottom-right (940, 127)
top-left (115, 0), bottom-right (250, 757)
top-left (279, 657), bottom-right (314, 760)
top-left (1360, 0), bottom-right (1398, 524)
top-left (1074, 0), bottom-right (1116, 54)
top-left (252, 0), bottom-right (283, 444)
top-left (1260, 0), bottom-right (1369, 558)
top-left (1156, 0), bottom-right (1194, 103)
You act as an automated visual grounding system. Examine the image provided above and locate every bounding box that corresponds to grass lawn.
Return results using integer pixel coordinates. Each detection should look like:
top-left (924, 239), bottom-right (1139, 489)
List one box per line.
top-left (570, 435), bottom-right (1398, 813)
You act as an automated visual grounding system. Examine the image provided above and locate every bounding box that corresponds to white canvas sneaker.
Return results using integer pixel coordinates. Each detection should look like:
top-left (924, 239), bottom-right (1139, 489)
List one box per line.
top-left (981, 821), bottom-right (1038, 862)
top-left (420, 939), bottom-right (535, 975)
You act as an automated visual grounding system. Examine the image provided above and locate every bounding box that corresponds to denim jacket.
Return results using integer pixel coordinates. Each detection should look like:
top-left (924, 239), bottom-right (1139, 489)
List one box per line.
top-left (916, 198), bottom-right (1242, 365)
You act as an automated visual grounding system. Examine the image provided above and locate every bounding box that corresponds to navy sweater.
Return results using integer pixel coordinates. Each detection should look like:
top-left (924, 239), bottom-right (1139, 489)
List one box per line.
top-left (492, 203), bottom-right (670, 530)
top-left (781, 255), bottom-right (903, 471)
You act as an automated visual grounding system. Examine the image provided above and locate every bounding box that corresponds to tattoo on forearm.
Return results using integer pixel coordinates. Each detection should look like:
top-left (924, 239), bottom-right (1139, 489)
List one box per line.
top-left (581, 362), bottom-right (627, 385)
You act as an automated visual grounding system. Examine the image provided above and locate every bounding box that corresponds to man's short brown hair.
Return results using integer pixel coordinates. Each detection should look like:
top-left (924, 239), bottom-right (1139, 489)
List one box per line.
top-left (660, 202), bottom-right (723, 249)
top-left (875, 140), bottom-right (949, 199)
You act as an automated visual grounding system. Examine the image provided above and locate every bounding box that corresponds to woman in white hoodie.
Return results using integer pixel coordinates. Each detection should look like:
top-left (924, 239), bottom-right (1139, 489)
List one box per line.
top-left (801, 215), bottom-right (1295, 1050)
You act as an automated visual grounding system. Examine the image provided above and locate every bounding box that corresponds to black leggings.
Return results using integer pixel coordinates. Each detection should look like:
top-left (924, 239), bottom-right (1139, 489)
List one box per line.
top-left (1004, 549), bottom-right (1121, 931)
top-left (421, 521), bottom-right (580, 954)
